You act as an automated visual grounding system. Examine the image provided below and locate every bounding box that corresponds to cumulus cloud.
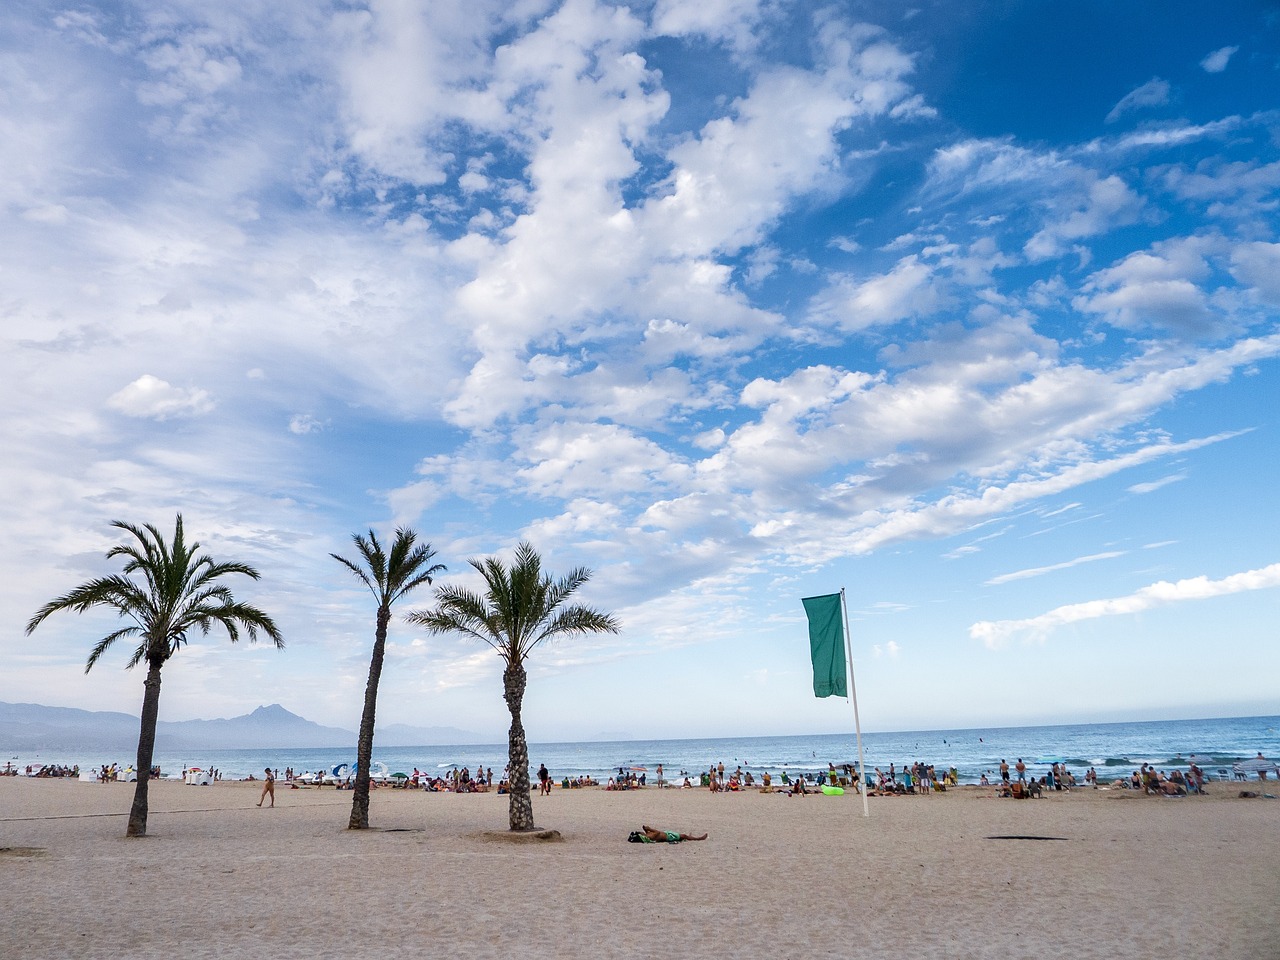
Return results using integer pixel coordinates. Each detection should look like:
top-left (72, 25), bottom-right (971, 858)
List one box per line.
top-left (107, 375), bottom-right (214, 420)
top-left (1024, 174), bottom-right (1142, 261)
top-left (1105, 78), bottom-right (1171, 123)
top-left (1200, 46), bottom-right (1239, 73)
top-left (1230, 241), bottom-right (1280, 304)
top-left (808, 255), bottom-right (942, 330)
top-left (970, 562), bottom-right (1280, 648)
top-left (1074, 236), bottom-right (1220, 335)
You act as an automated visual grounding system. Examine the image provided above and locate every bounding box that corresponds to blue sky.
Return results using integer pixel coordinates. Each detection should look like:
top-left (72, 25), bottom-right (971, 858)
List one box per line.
top-left (3, 0), bottom-right (1277, 744)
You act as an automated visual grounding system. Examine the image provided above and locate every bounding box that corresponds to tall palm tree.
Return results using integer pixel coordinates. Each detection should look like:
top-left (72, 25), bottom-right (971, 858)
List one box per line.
top-left (409, 542), bottom-right (619, 831)
top-left (26, 514), bottom-right (283, 837)
top-left (332, 527), bottom-right (444, 830)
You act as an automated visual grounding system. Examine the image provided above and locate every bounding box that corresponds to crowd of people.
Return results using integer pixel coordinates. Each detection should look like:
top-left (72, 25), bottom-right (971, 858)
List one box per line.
top-left (4, 762), bottom-right (80, 778)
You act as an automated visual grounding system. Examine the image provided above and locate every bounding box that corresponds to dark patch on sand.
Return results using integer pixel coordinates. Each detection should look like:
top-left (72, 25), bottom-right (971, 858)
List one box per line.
top-left (477, 829), bottom-right (564, 843)
top-left (0, 846), bottom-right (46, 857)
top-left (985, 835), bottom-right (1068, 841)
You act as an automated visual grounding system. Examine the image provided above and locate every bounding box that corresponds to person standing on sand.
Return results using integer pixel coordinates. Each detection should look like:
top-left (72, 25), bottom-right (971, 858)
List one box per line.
top-left (1015, 758), bottom-right (1026, 781)
top-left (1000, 759), bottom-right (1010, 782)
top-left (257, 768), bottom-right (275, 808)
top-left (538, 763), bottom-right (550, 796)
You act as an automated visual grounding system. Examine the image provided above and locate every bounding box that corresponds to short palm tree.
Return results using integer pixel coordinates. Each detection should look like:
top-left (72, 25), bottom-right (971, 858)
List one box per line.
top-left (26, 515), bottom-right (283, 837)
top-left (332, 527), bottom-right (444, 830)
top-left (409, 542), bottom-right (619, 831)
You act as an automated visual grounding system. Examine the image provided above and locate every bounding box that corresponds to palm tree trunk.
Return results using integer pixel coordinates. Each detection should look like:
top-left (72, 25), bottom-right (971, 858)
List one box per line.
top-left (127, 661), bottom-right (163, 837)
top-left (503, 661), bottom-right (535, 831)
top-left (349, 605), bottom-right (390, 829)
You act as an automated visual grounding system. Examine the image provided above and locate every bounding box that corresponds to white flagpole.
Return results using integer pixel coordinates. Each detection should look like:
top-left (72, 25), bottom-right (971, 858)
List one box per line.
top-left (840, 587), bottom-right (870, 818)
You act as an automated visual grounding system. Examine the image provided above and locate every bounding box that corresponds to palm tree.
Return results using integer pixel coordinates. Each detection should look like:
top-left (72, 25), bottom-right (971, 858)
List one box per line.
top-left (26, 514), bottom-right (283, 837)
top-left (332, 527), bottom-right (444, 829)
top-left (409, 542), bottom-right (619, 831)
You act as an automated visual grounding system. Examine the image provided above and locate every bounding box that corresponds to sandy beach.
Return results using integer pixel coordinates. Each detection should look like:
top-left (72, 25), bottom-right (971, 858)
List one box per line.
top-left (2, 776), bottom-right (1277, 959)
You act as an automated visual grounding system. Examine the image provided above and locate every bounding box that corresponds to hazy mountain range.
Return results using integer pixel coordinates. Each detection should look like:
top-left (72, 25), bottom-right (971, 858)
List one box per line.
top-left (0, 701), bottom-right (480, 752)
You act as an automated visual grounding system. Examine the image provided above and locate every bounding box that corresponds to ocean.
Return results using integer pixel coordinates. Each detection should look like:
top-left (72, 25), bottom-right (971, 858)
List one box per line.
top-left (8, 714), bottom-right (1277, 785)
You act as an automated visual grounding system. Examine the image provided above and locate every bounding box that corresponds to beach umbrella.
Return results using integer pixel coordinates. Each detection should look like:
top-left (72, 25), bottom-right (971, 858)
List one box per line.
top-left (391, 772), bottom-right (409, 779)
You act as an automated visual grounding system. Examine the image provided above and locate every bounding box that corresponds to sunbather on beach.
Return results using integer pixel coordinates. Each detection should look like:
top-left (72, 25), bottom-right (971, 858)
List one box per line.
top-left (640, 825), bottom-right (707, 842)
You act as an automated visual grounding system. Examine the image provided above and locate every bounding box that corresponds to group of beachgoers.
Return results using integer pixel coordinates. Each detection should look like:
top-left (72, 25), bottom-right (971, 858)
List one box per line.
top-left (869, 762), bottom-right (960, 795)
top-left (4, 762), bottom-right (80, 778)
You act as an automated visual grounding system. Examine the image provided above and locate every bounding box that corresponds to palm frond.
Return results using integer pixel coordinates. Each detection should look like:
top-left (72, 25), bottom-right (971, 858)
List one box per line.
top-left (85, 626), bottom-right (142, 672)
top-left (31, 513), bottom-right (284, 670)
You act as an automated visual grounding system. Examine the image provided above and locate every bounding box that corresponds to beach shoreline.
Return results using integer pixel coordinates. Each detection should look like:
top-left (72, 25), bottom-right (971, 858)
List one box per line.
top-left (2, 776), bottom-right (1277, 959)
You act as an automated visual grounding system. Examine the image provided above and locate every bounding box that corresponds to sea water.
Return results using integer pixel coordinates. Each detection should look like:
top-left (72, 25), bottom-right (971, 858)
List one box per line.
top-left (11, 714), bottom-right (1277, 785)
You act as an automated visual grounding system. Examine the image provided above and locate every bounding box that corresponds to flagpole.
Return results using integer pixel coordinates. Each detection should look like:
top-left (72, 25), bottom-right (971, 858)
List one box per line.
top-left (840, 587), bottom-right (870, 818)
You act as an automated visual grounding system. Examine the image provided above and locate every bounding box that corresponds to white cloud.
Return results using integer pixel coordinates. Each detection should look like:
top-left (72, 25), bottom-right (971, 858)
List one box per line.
top-left (1074, 236), bottom-right (1221, 335)
top-left (1230, 241), bottom-right (1280, 304)
top-left (1127, 473), bottom-right (1185, 494)
top-left (986, 551), bottom-right (1126, 586)
top-left (288, 414), bottom-right (327, 435)
top-left (1024, 174), bottom-right (1142, 261)
top-left (651, 0), bottom-right (769, 51)
top-left (1105, 78), bottom-right (1171, 123)
top-left (808, 255), bottom-right (942, 330)
top-left (970, 562), bottom-right (1280, 648)
top-left (1200, 46), bottom-right (1239, 73)
top-left (107, 375), bottom-right (215, 420)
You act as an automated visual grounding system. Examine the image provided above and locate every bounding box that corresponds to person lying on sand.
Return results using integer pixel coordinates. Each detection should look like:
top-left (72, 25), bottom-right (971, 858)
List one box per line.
top-left (641, 824), bottom-right (707, 842)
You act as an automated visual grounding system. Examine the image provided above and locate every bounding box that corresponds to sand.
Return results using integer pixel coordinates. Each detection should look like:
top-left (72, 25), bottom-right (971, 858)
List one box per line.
top-left (1, 776), bottom-right (1277, 959)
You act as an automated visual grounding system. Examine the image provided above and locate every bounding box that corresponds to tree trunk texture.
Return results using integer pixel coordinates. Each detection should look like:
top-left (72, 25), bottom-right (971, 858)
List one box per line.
top-left (504, 662), bottom-right (535, 831)
top-left (349, 605), bottom-right (390, 830)
top-left (127, 661), bottom-right (163, 837)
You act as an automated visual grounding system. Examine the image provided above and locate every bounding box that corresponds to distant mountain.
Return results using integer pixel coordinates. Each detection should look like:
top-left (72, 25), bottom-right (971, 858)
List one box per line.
top-left (158, 704), bottom-right (356, 749)
top-left (0, 702), bottom-right (481, 752)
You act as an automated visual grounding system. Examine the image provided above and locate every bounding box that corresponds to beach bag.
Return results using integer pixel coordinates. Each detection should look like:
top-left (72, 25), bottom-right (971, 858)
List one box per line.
top-left (627, 830), bottom-right (654, 843)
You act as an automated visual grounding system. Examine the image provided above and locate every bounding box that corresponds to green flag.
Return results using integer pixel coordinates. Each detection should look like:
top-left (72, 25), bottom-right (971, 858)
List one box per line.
top-left (802, 592), bottom-right (847, 698)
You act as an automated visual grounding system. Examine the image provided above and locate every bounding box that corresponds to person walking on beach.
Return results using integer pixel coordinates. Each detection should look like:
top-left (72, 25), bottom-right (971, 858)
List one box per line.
top-left (257, 768), bottom-right (275, 808)
top-left (1000, 759), bottom-right (1010, 783)
top-left (538, 763), bottom-right (550, 796)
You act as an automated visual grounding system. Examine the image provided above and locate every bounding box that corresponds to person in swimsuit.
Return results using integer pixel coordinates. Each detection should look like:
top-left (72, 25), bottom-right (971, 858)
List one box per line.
top-left (257, 768), bottom-right (275, 807)
top-left (640, 825), bottom-right (707, 842)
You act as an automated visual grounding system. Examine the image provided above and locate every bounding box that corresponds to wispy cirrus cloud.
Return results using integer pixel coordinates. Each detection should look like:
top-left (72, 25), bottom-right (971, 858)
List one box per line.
top-left (985, 550), bottom-right (1126, 586)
